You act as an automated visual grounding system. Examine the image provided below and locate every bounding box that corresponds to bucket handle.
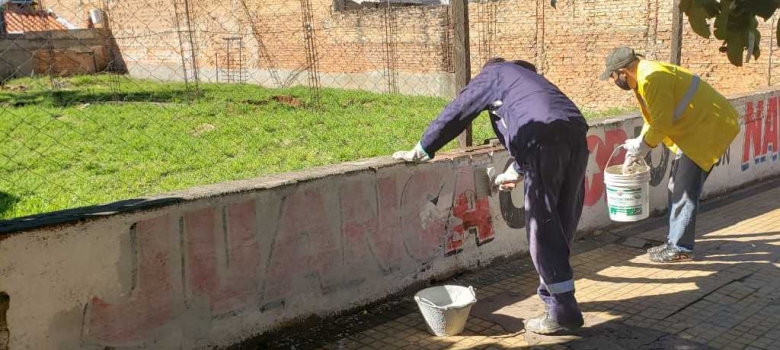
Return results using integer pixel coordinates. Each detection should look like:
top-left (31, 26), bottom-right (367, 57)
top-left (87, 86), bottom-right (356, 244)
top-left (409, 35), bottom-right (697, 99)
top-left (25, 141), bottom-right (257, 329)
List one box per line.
top-left (414, 296), bottom-right (440, 309)
top-left (414, 286), bottom-right (477, 310)
top-left (465, 286), bottom-right (476, 304)
top-left (607, 144), bottom-right (649, 169)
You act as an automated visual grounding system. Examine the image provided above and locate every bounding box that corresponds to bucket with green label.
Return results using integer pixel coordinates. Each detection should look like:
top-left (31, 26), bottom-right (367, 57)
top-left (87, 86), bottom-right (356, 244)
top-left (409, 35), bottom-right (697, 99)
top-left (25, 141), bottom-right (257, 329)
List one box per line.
top-left (604, 146), bottom-right (651, 222)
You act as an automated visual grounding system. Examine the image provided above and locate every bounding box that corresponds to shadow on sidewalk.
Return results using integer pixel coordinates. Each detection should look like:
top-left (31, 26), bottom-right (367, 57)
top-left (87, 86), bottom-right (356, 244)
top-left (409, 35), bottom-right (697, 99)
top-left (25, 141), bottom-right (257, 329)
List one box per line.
top-left (419, 232), bottom-right (780, 350)
top-left (253, 236), bottom-right (780, 349)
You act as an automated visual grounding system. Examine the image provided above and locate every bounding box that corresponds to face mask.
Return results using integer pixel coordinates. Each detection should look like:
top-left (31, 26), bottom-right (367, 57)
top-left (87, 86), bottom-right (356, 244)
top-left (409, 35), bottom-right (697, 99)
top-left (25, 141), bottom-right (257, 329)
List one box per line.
top-left (615, 73), bottom-right (631, 91)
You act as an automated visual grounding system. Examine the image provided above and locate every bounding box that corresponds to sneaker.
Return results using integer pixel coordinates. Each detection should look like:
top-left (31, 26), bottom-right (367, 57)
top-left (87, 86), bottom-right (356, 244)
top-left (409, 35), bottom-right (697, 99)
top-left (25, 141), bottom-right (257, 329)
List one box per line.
top-left (525, 311), bottom-right (584, 335)
top-left (649, 245), bottom-right (693, 263)
top-left (647, 242), bottom-right (669, 254)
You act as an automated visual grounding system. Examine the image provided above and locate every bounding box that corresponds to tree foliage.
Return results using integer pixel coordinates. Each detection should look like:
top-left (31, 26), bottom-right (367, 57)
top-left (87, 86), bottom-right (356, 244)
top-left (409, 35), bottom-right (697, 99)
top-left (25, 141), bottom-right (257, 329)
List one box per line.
top-left (550, 0), bottom-right (777, 66)
top-left (681, 0), bottom-right (777, 66)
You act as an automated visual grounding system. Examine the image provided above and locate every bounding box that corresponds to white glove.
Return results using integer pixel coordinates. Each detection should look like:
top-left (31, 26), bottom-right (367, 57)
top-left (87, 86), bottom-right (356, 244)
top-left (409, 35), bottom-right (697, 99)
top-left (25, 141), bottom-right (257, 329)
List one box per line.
top-left (622, 154), bottom-right (644, 174)
top-left (393, 143), bottom-right (431, 162)
top-left (494, 165), bottom-right (523, 191)
top-left (622, 137), bottom-right (652, 174)
top-left (624, 137), bottom-right (652, 157)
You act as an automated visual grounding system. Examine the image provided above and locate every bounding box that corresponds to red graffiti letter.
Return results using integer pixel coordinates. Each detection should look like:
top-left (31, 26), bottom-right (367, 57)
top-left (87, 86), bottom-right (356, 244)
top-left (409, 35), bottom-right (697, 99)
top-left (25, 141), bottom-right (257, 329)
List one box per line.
top-left (447, 166), bottom-right (494, 255)
top-left (339, 177), bottom-right (403, 273)
top-left (85, 215), bottom-right (175, 346)
top-left (186, 201), bottom-right (260, 315)
top-left (743, 100), bottom-right (764, 169)
top-left (263, 190), bottom-right (340, 306)
top-left (764, 97), bottom-right (778, 162)
top-left (584, 129), bottom-right (628, 206)
top-left (399, 168), bottom-right (450, 262)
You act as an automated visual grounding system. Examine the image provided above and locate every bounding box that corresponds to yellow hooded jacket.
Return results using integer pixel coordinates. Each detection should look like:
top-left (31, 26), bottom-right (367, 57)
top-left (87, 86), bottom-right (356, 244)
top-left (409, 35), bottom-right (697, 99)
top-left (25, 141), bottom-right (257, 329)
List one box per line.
top-left (634, 60), bottom-right (739, 171)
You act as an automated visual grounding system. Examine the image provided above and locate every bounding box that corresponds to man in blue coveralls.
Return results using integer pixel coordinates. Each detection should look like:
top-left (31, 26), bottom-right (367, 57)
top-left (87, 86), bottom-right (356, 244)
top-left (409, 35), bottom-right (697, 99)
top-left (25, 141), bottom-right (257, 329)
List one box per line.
top-left (394, 58), bottom-right (590, 334)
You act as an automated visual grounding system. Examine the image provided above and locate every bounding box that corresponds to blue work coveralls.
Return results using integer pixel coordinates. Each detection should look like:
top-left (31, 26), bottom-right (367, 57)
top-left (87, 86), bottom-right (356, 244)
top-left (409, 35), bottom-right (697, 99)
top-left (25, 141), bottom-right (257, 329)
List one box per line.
top-left (419, 62), bottom-right (590, 323)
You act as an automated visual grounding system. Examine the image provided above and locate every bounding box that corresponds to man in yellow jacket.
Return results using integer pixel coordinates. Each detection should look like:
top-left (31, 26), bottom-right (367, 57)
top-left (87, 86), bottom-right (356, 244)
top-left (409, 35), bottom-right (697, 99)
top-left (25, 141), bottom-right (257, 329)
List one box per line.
top-left (600, 47), bottom-right (739, 263)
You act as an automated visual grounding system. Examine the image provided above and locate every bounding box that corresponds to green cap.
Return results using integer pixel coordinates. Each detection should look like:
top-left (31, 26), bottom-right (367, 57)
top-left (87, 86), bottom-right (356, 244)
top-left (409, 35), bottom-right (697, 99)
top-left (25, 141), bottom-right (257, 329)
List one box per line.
top-left (599, 46), bottom-right (643, 81)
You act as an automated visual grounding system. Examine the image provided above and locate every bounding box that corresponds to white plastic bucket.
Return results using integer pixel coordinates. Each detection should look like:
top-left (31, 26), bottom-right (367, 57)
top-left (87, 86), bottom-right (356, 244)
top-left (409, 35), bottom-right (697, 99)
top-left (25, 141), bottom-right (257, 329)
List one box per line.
top-left (414, 285), bottom-right (476, 336)
top-left (604, 146), bottom-right (651, 222)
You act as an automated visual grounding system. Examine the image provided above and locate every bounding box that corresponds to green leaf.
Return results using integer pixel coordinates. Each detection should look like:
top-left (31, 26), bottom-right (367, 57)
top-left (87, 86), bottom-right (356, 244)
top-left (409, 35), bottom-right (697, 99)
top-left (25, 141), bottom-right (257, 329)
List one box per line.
top-left (753, 29), bottom-right (761, 60)
top-left (749, 17), bottom-right (760, 60)
top-left (680, 0), bottom-right (693, 12)
top-left (727, 9), bottom-right (752, 31)
top-left (714, 0), bottom-right (732, 40)
top-left (777, 18), bottom-right (780, 46)
top-left (687, 3), bottom-right (713, 38)
top-left (695, 0), bottom-right (721, 17)
top-left (726, 30), bottom-right (747, 66)
top-left (750, 12), bottom-right (760, 28)
top-left (750, 0), bottom-right (777, 20)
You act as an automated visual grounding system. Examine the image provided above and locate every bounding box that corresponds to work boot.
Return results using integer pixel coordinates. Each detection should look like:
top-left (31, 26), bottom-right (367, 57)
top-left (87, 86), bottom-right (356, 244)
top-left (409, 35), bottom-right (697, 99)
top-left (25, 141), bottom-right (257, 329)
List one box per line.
top-left (525, 311), bottom-right (584, 335)
top-left (646, 242), bottom-right (669, 254)
top-left (649, 245), bottom-right (693, 263)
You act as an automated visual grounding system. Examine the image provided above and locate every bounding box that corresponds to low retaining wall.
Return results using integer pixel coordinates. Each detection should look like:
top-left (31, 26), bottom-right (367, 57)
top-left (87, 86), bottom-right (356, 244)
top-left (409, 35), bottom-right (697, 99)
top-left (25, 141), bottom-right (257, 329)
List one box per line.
top-left (0, 29), bottom-right (125, 81)
top-left (1, 87), bottom-right (779, 349)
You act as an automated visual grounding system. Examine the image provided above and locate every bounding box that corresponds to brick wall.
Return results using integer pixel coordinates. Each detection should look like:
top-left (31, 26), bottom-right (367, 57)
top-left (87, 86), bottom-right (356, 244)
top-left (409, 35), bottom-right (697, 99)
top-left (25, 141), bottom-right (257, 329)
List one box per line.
top-left (49, 0), bottom-right (779, 111)
top-left (0, 29), bottom-right (118, 81)
top-left (33, 46), bottom-right (108, 76)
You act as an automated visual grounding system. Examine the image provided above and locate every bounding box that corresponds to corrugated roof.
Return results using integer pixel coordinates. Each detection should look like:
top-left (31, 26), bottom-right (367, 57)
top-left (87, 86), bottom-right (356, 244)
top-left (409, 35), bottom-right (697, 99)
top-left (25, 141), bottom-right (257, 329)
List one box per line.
top-left (3, 10), bottom-right (68, 33)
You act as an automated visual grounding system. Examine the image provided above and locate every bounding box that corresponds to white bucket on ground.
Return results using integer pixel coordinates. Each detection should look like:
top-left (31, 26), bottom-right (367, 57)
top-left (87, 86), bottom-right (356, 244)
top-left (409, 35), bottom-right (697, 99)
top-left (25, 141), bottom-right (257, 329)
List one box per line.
top-left (604, 146), bottom-right (651, 222)
top-left (414, 285), bottom-right (476, 336)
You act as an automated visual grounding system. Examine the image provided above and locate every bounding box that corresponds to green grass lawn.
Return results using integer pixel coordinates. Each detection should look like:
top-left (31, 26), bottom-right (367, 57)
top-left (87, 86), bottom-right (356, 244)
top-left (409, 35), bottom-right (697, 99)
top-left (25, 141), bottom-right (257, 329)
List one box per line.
top-left (0, 75), bottom-right (631, 220)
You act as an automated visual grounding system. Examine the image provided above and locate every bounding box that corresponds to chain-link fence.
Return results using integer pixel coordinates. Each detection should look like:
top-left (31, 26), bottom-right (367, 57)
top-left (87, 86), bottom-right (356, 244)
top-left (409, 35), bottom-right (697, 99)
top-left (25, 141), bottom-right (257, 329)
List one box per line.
top-left (0, 0), bottom-right (463, 220)
top-left (1, 0), bottom-right (778, 220)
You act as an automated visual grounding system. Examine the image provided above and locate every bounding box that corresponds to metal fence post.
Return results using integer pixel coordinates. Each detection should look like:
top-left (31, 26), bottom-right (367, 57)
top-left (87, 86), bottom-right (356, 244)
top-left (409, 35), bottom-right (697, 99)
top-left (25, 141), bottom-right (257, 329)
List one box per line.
top-left (452, 0), bottom-right (472, 148)
top-left (671, 0), bottom-right (683, 65)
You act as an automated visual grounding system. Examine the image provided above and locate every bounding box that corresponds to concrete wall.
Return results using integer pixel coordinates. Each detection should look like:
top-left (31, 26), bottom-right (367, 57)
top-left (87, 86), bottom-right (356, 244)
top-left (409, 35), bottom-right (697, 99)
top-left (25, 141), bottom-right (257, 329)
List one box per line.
top-left (0, 29), bottom-right (122, 81)
top-left (1, 87), bottom-right (780, 349)
top-left (705, 88), bottom-right (780, 197)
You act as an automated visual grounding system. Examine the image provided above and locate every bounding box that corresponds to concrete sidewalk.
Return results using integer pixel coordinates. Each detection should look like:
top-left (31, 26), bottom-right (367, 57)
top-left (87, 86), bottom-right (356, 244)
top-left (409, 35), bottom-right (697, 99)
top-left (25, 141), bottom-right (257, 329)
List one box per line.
top-left (257, 179), bottom-right (780, 350)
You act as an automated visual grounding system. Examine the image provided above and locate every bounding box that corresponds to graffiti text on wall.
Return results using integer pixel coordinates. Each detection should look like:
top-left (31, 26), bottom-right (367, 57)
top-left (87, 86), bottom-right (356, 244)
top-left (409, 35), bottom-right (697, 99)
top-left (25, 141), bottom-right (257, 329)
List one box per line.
top-left (82, 166), bottom-right (496, 346)
top-left (743, 97), bottom-right (779, 171)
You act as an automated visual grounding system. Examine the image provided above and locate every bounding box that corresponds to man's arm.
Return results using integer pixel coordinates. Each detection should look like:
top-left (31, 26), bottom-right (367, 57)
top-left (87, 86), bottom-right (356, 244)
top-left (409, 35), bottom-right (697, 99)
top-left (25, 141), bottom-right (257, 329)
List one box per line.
top-left (418, 66), bottom-right (501, 157)
top-left (640, 122), bottom-right (650, 137)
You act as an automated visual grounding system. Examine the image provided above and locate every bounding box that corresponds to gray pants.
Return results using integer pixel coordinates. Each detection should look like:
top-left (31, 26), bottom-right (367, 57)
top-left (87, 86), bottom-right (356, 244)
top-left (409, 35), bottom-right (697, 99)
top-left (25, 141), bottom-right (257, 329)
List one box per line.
top-left (667, 152), bottom-right (711, 252)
